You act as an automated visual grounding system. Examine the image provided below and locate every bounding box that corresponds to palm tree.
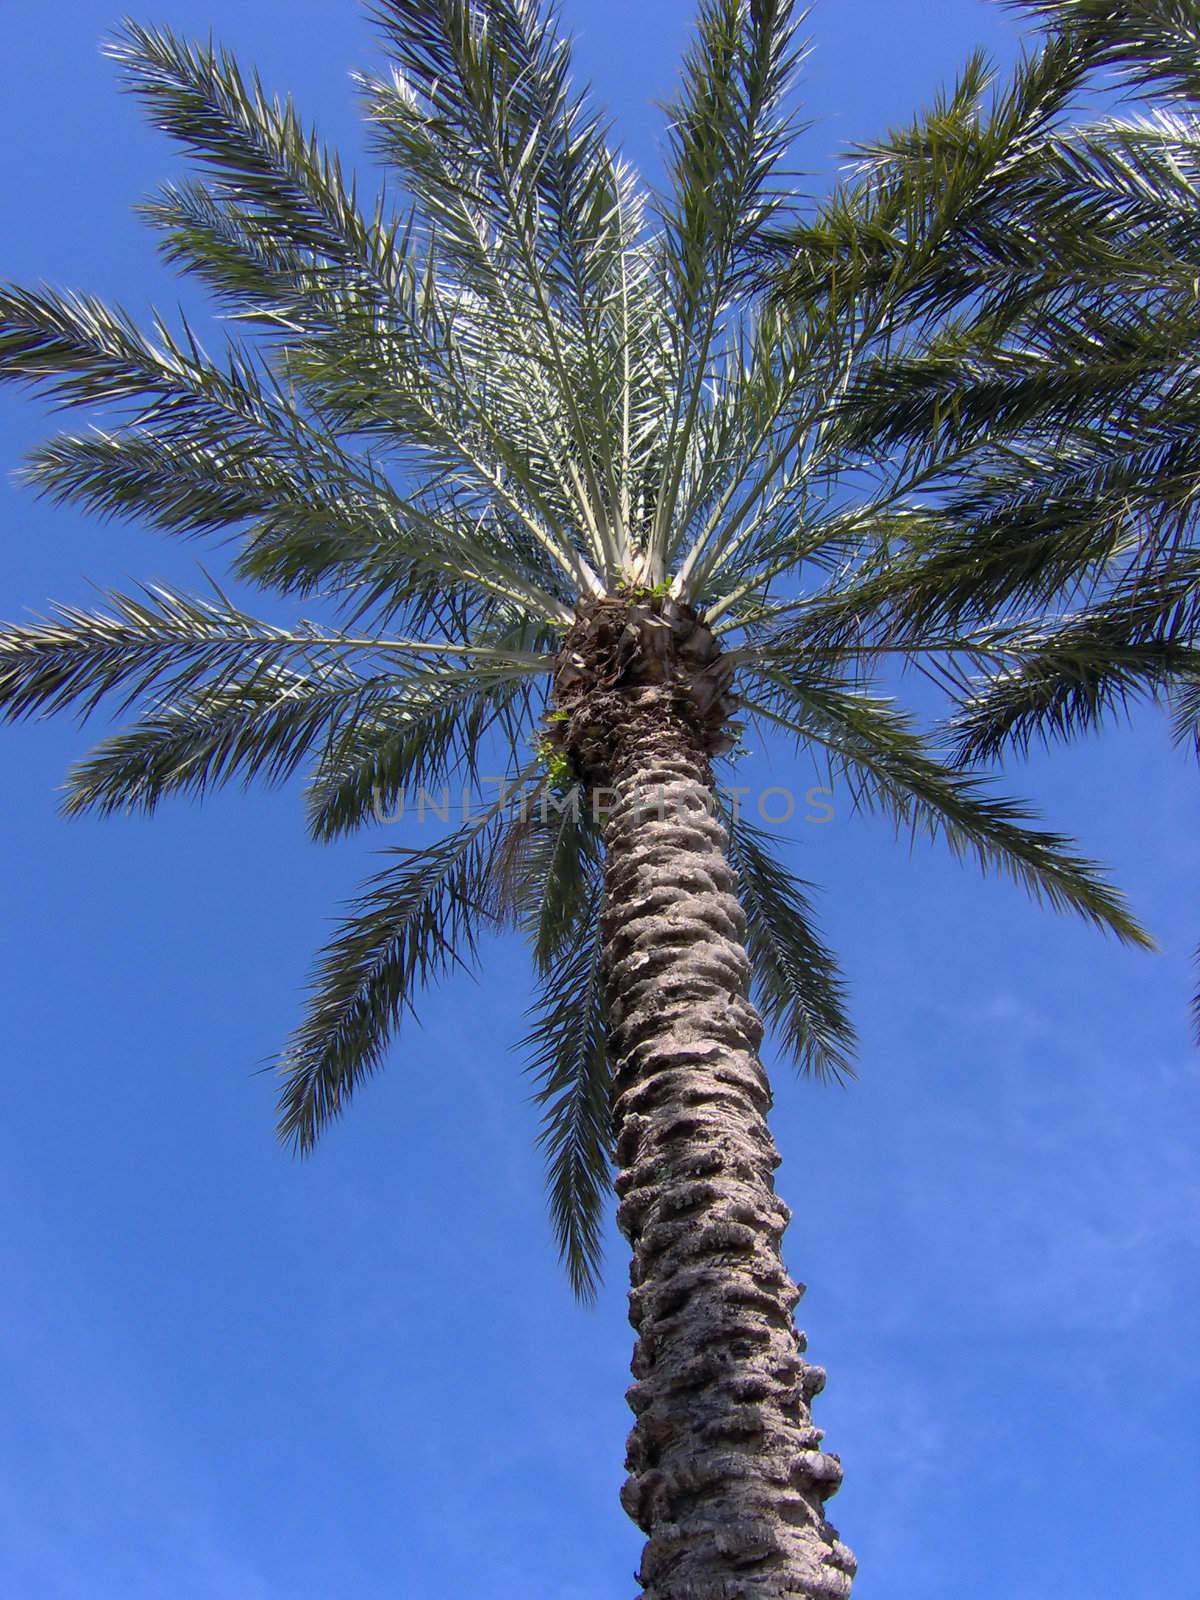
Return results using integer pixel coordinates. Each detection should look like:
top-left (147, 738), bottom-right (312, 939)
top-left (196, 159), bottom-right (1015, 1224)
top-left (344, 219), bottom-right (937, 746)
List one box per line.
top-left (0, 4), bottom-right (1150, 1594)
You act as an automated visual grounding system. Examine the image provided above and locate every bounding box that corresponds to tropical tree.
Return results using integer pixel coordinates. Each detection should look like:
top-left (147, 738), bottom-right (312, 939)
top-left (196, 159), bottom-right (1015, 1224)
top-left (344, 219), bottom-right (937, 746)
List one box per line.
top-left (0, 4), bottom-right (1150, 1594)
top-left (764, 0), bottom-right (1200, 1019)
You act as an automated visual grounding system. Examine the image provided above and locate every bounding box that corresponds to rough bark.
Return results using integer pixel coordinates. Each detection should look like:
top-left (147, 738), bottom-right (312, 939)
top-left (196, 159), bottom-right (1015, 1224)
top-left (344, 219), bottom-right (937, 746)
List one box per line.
top-left (600, 693), bottom-right (855, 1600)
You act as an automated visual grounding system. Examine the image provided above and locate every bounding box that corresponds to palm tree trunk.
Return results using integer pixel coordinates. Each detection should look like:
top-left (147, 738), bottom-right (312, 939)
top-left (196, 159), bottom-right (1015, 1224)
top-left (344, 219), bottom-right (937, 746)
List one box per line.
top-left (600, 694), bottom-right (855, 1600)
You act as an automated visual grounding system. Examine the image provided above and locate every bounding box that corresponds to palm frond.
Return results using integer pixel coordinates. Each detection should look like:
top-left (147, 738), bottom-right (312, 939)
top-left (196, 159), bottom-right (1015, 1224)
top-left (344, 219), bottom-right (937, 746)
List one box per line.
top-left (110, 21), bottom-right (383, 273)
top-left (1168, 673), bottom-right (1200, 753)
top-left (277, 782), bottom-right (526, 1150)
top-left (518, 880), bottom-right (611, 1302)
top-left (746, 666), bottom-right (1155, 947)
top-left (769, 35), bottom-right (1092, 330)
top-left (24, 425), bottom-right (279, 537)
top-left (487, 787), bottom-right (602, 969)
top-left (0, 281), bottom-right (581, 625)
top-left (362, 0), bottom-right (647, 571)
top-left (113, 14), bottom-right (612, 593)
top-left (950, 618), bottom-right (1200, 763)
top-left (304, 661), bottom-right (542, 839)
top-left (479, 792), bottom-right (612, 1298)
top-left (62, 663), bottom-right (390, 816)
top-left (724, 809), bottom-right (855, 1082)
top-left (0, 583), bottom-right (541, 723)
top-left (648, 0), bottom-right (806, 573)
top-left (1014, 1), bottom-right (1200, 101)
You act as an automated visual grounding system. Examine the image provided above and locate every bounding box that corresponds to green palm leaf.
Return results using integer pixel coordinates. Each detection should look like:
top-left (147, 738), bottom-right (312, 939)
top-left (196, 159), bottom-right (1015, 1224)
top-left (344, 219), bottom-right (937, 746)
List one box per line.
top-left (519, 882), bottom-right (611, 1302)
top-left (1014, 1), bottom-right (1200, 100)
top-left (277, 784), bottom-right (525, 1150)
top-left (725, 810), bottom-right (855, 1083)
top-left (745, 665), bottom-right (1154, 947)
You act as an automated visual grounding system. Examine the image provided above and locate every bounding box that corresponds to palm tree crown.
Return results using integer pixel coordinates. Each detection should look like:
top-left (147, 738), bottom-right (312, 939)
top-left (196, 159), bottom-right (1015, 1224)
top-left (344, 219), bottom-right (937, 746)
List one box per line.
top-left (0, 0), bottom-right (1149, 1306)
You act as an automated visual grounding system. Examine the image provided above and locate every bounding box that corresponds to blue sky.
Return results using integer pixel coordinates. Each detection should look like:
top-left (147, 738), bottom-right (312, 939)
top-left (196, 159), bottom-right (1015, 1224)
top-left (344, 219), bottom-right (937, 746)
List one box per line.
top-left (1, 3), bottom-right (1198, 1597)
